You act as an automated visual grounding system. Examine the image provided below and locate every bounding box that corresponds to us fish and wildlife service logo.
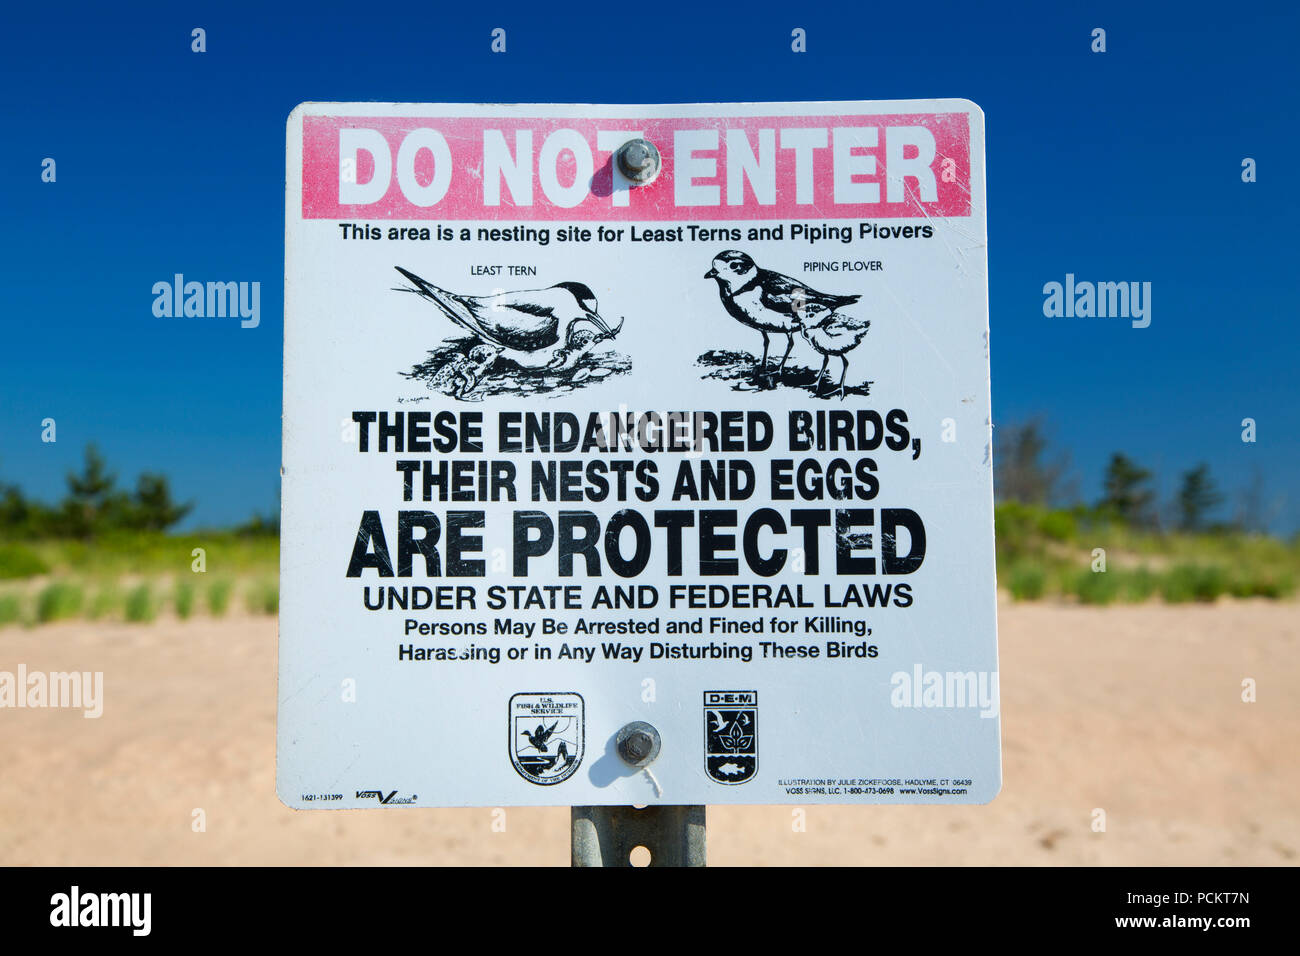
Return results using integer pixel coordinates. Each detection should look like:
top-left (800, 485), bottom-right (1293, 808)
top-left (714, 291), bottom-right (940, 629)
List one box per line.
top-left (705, 690), bottom-right (757, 784)
top-left (509, 692), bottom-right (584, 785)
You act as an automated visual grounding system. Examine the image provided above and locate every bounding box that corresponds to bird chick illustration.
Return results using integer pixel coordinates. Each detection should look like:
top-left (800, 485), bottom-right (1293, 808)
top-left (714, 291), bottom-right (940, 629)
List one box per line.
top-left (395, 267), bottom-right (623, 392)
top-left (451, 345), bottom-right (499, 401)
top-left (792, 303), bottom-right (871, 400)
top-left (704, 250), bottom-right (860, 386)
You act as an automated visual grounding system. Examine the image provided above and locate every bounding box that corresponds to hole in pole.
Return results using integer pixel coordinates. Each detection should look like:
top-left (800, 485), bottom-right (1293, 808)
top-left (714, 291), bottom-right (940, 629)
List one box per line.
top-left (629, 845), bottom-right (652, 867)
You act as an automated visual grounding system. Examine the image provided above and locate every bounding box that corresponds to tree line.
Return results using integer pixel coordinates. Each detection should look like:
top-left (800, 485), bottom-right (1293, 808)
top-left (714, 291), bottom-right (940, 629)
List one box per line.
top-left (0, 445), bottom-right (274, 539)
top-left (0, 431), bottom-right (1274, 539)
top-left (994, 419), bottom-right (1271, 533)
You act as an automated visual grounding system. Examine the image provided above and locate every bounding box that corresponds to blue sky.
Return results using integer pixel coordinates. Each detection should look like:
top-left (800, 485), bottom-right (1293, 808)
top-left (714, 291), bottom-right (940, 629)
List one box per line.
top-left (2, 1), bottom-right (1296, 531)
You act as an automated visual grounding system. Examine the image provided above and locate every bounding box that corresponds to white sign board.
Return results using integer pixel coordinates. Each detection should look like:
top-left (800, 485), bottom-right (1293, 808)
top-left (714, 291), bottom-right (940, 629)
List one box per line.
top-left (279, 100), bottom-right (999, 807)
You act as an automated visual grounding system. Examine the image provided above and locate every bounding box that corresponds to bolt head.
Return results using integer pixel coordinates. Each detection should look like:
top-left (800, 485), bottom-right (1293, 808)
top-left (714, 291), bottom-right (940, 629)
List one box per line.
top-left (615, 720), bottom-right (662, 767)
top-left (616, 139), bottom-right (661, 185)
top-left (624, 144), bottom-right (651, 169)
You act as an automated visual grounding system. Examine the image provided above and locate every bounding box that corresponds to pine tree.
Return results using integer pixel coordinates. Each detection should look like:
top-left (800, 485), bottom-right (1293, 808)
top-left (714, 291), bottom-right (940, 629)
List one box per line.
top-left (1100, 453), bottom-right (1157, 527)
top-left (61, 445), bottom-right (128, 538)
top-left (1176, 463), bottom-right (1223, 532)
top-left (0, 484), bottom-right (31, 536)
top-left (130, 473), bottom-right (194, 532)
top-left (995, 419), bottom-right (1073, 505)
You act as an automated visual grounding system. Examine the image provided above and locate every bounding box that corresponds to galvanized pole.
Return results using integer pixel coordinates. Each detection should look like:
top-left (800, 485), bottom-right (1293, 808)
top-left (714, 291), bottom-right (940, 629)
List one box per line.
top-left (571, 805), bottom-right (706, 867)
top-left (571, 720), bottom-right (706, 866)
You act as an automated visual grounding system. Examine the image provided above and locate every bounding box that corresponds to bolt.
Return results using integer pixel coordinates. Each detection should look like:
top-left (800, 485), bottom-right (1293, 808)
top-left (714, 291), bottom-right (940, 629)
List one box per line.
top-left (616, 139), bottom-right (661, 185)
top-left (625, 732), bottom-right (653, 760)
top-left (615, 720), bottom-right (662, 767)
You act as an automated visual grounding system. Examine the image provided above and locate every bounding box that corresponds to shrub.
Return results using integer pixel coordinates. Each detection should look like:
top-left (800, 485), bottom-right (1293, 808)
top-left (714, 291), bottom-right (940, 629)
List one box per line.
top-left (246, 580), bottom-right (278, 615)
top-left (1123, 566), bottom-right (1158, 602)
top-left (1161, 565), bottom-right (1227, 603)
top-left (36, 582), bottom-right (83, 622)
top-left (1006, 562), bottom-right (1046, 600)
top-left (994, 503), bottom-right (1039, 561)
top-left (0, 594), bottom-right (21, 627)
top-left (1228, 568), bottom-right (1296, 599)
top-left (207, 579), bottom-right (233, 617)
top-left (1073, 569), bottom-right (1121, 605)
top-left (87, 586), bottom-right (121, 620)
top-left (124, 584), bottom-right (155, 622)
top-left (1037, 510), bottom-right (1077, 543)
top-left (0, 544), bottom-right (50, 579)
top-left (174, 580), bottom-right (195, 619)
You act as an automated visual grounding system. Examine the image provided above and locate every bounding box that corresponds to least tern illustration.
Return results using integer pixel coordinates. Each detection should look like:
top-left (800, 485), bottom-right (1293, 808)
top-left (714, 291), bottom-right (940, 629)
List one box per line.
top-left (394, 267), bottom-right (623, 395)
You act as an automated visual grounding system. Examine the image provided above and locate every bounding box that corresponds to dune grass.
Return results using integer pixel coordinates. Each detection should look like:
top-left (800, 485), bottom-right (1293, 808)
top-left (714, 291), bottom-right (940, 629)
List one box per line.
top-left (0, 529), bottom-right (279, 626)
top-left (996, 502), bottom-right (1298, 603)
top-left (7, 531), bottom-right (278, 580)
top-left (0, 594), bottom-right (21, 627)
top-left (1071, 569), bottom-right (1122, 605)
top-left (174, 580), bottom-right (196, 619)
top-left (1123, 566), bottom-right (1158, 602)
top-left (36, 582), bottom-right (84, 623)
top-left (0, 543), bottom-right (50, 580)
top-left (0, 575), bottom-right (279, 626)
top-left (207, 578), bottom-right (234, 617)
top-left (124, 584), bottom-right (155, 622)
top-left (1005, 561), bottom-right (1046, 601)
top-left (87, 584), bottom-right (123, 620)
top-left (245, 579), bottom-right (279, 616)
top-left (0, 512), bottom-right (1292, 623)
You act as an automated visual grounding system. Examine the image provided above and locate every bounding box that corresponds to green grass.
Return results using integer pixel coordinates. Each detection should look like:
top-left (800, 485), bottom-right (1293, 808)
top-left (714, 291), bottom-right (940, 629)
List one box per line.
top-left (0, 512), bottom-right (1293, 625)
top-left (0, 543), bottom-right (50, 579)
top-left (0, 530), bottom-right (278, 623)
top-left (0, 594), bottom-right (21, 627)
top-left (990, 504), bottom-right (1300, 603)
top-left (1037, 510), bottom-right (1078, 543)
top-left (124, 583), bottom-right (155, 622)
top-left (36, 582), bottom-right (84, 622)
top-left (174, 579), bottom-right (196, 619)
top-left (1226, 567), bottom-right (1296, 599)
top-left (87, 585), bottom-right (122, 620)
top-left (207, 578), bottom-right (233, 617)
top-left (0, 531), bottom-right (278, 581)
top-left (246, 579), bottom-right (279, 615)
top-left (1070, 569), bottom-right (1123, 605)
top-left (1160, 564), bottom-right (1228, 603)
top-left (1006, 562), bottom-right (1047, 600)
top-left (1123, 566), bottom-right (1158, 602)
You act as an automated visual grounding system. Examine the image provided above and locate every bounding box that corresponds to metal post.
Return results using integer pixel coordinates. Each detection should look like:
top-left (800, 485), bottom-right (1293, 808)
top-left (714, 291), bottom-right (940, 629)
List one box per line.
top-left (571, 719), bottom-right (705, 866)
top-left (571, 805), bottom-right (706, 867)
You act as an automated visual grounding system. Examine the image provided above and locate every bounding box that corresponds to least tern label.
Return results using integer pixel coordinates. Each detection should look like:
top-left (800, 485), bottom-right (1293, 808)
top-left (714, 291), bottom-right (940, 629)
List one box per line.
top-left (278, 100), bottom-right (998, 807)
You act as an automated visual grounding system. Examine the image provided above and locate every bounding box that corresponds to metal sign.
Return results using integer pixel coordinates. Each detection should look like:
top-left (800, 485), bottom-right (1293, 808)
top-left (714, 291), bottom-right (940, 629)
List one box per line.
top-left (279, 100), bottom-right (998, 807)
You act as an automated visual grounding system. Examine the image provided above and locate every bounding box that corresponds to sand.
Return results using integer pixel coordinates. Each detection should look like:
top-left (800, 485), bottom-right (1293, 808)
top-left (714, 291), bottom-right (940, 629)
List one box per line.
top-left (0, 599), bottom-right (1295, 866)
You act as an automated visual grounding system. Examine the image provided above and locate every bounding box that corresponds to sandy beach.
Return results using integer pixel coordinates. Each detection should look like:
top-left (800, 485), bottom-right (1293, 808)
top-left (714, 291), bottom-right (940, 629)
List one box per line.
top-left (0, 599), bottom-right (1295, 866)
